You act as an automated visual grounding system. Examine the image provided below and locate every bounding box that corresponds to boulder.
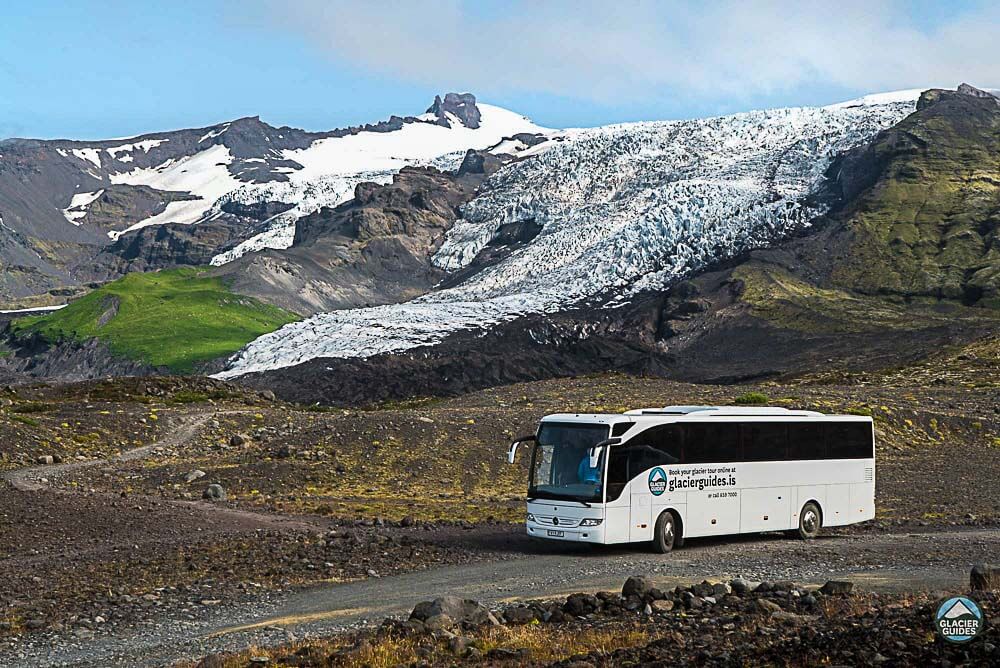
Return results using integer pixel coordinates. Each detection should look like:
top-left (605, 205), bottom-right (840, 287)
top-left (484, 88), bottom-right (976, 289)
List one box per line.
top-left (423, 614), bottom-right (454, 632)
top-left (184, 469), bottom-right (206, 483)
top-left (564, 593), bottom-right (600, 616)
top-left (651, 599), bottom-right (675, 613)
top-left (622, 575), bottom-right (654, 599)
top-left (202, 484), bottom-right (226, 501)
top-left (754, 599), bottom-right (782, 614)
top-left (229, 433), bottom-right (249, 447)
top-left (36, 455), bottom-right (54, 465)
top-left (819, 580), bottom-right (854, 596)
top-left (410, 596), bottom-right (498, 627)
top-left (502, 605), bottom-right (539, 625)
top-left (730, 578), bottom-right (750, 594)
top-left (971, 564), bottom-right (1000, 591)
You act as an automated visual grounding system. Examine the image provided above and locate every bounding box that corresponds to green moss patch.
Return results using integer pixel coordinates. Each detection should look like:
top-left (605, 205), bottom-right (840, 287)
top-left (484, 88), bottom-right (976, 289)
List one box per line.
top-left (12, 268), bottom-right (299, 373)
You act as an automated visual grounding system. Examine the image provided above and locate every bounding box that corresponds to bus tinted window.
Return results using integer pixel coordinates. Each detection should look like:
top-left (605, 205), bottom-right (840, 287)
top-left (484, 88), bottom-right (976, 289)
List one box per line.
top-left (827, 422), bottom-right (873, 459)
top-left (685, 423), bottom-right (740, 463)
top-left (787, 423), bottom-right (825, 460)
top-left (744, 423), bottom-right (788, 461)
top-left (606, 425), bottom-right (682, 501)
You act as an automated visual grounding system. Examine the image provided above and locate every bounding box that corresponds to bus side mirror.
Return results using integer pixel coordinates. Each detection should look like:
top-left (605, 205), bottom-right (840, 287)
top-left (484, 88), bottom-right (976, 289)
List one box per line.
top-left (507, 435), bottom-right (536, 464)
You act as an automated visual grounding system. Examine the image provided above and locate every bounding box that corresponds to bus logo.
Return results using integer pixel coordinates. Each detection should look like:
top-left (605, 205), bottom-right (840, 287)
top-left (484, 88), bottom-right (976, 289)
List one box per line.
top-left (648, 467), bottom-right (667, 496)
top-left (935, 596), bottom-right (983, 643)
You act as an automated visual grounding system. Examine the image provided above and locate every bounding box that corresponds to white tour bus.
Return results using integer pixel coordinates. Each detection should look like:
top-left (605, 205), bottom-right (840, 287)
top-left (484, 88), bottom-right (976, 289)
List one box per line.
top-left (508, 405), bottom-right (875, 552)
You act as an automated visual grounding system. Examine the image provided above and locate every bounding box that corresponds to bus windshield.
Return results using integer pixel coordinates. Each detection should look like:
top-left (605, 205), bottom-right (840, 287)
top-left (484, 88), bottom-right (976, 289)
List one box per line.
top-left (529, 422), bottom-right (609, 503)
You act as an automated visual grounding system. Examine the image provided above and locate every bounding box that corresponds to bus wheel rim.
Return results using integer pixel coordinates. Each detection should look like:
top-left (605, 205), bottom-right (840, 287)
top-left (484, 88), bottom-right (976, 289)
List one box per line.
top-left (664, 520), bottom-right (674, 542)
top-left (803, 510), bottom-right (818, 533)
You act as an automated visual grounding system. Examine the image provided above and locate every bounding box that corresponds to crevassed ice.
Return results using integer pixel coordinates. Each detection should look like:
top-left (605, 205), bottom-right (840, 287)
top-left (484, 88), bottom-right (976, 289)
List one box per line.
top-left (216, 94), bottom-right (919, 378)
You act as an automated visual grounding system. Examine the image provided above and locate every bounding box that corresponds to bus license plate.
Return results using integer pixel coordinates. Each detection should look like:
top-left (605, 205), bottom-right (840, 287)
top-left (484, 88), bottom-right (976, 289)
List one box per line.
top-left (547, 529), bottom-right (564, 537)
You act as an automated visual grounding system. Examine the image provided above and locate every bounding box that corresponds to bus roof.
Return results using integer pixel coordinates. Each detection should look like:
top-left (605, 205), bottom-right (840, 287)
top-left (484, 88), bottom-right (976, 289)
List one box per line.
top-left (542, 405), bottom-right (872, 423)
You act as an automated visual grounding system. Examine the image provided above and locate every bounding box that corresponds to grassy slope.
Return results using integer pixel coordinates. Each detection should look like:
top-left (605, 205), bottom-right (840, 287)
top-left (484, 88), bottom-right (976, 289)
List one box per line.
top-left (11, 268), bottom-right (298, 372)
top-left (831, 92), bottom-right (1000, 305)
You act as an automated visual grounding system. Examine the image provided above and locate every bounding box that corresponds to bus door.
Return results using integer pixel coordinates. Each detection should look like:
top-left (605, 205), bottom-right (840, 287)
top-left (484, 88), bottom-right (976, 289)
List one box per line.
top-left (630, 486), bottom-right (652, 541)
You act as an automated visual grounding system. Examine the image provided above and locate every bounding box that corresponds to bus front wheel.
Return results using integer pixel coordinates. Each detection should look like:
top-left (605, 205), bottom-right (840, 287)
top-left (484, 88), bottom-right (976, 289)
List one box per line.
top-left (796, 502), bottom-right (822, 540)
top-left (653, 511), bottom-right (679, 553)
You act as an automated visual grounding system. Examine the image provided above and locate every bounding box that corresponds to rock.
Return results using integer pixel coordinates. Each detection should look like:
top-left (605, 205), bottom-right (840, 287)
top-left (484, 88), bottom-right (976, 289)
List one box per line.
top-left (651, 599), bottom-right (675, 613)
top-left (202, 484), bottom-right (226, 501)
top-left (712, 582), bottom-right (733, 597)
top-left (622, 575), bottom-right (654, 599)
top-left (730, 578), bottom-right (750, 594)
top-left (970, 564), bottom-right (1000, 591)
top-left (755, 599), bottom-right (782, 614)
top-left (564, 593), bottom-right (600, 616)
top-left (400, 516), bottom-right (415, 527)
top-left (771, 610), bottom-right (816, 624)
top-left (755, 581), bottom-right (773, 593)
top-left (36, 455), bottom-right (54, 465)
top-left (819, 580), bottom-right (854, 596)
top-left (184, 470), bottom-right (205, 483)
top-left (503, 605), bottom-right (538, 625)
top-left (643, 603), bottom-right (653, 615)
top-left (24, 619), bottom-right (45, 630)
top-left (410, 596), bottom-right (498, 627)
top-left (261, 390), bottom-right (276, 401)
top-left (448, 635), bottom-right (475, 655)
top-left (229, 433), bottom-right (249, 447)
top-left (423, 614), bottom-right (454, 632)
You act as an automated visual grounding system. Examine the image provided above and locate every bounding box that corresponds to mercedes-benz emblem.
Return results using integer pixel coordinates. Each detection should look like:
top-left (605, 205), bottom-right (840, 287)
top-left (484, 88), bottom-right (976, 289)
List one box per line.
top-left (552, 517), bottom-right (560, 526)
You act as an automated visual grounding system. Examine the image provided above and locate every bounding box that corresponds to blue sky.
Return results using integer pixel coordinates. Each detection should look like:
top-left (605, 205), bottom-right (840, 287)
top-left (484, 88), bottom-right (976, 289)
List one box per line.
top-left (2, 0), bottom-right (997, 140)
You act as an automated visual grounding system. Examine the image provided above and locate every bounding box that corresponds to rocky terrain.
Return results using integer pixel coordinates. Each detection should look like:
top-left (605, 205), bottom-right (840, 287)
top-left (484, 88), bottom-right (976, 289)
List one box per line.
top-left (189, 573), bottom-right (999, 667)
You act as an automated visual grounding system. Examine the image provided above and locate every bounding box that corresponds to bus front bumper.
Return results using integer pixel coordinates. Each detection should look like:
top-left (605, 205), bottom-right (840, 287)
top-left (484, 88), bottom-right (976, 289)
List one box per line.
top-left (526, 521), bottom-right (605, 543)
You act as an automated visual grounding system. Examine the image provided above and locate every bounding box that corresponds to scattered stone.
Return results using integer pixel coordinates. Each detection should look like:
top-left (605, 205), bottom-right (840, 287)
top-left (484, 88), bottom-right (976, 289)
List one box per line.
top-left (184, 470), bottom-right (205, 483)
top-left (36, 455), bottom-right (54, 465)
top-left (971, 564), bottom-right (999, 591)
top-left (755, 599), bottom-right (782, 614)
top-left (622, 575), bottom-right (654, 599)
top-left (651, 598), bottom-right (674, 613)
top-left (202, 484), bottom-right (226, 501)
top-left (423, 614), bottom-right (454, 632)
top-left (730, 578), bottom-right (750, 594)
top-left (229, 433), bottom-right (249, 447)
top-left (820, 580), bottom-right (854, 596)
top-left (410, 596), bottom-right (499, 627)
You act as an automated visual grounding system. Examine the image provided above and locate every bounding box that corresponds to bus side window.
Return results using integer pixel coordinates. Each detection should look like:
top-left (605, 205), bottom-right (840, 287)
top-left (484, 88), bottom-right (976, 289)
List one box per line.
top-left (685, 423), bottom-right (739, 463)
top-left (744, 422), bottom-right (788, 461)
top-left (788, 423), bottom-right (825, 460)
top-left (827, 422), bottom-right (872, 458)
top-left (606, 447), bottom-right (630, 502)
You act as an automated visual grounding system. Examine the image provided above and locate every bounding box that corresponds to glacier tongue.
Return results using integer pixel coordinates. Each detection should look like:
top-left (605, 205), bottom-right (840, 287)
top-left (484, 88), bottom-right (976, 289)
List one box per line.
top-left (216, 94), bottom-right (919, 379)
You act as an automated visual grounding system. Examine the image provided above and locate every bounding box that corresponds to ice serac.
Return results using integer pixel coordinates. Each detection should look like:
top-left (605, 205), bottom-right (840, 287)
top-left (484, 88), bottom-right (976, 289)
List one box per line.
top-left (217, 91), bottom-right (922, 379)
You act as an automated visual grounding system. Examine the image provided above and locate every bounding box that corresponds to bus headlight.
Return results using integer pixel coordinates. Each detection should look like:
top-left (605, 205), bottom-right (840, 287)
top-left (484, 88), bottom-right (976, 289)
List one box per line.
top-left (579, 518), bottom-right (603, 526)
top-left (526, 513), bottom-right (536, 522)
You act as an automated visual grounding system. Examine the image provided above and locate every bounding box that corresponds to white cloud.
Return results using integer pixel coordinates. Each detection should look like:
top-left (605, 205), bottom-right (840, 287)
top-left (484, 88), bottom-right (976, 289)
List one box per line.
top-left (262, 0), bottom-right (999, 104)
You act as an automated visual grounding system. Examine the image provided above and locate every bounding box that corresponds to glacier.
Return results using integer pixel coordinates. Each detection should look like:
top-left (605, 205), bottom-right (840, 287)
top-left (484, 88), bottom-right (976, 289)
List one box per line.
top-left (215, 92), bottom-right (921, 379)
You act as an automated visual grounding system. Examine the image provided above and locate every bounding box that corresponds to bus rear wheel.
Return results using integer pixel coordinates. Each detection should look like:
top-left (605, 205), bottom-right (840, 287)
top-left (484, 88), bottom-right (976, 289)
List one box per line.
top-left (653, 511), bottom-right (678, 553)
top-left (796, 502), bottom-right (822, 540)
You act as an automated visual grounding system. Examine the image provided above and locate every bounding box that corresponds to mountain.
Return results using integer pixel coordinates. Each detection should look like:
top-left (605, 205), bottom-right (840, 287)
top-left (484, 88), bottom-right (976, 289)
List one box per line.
top-left (221, 85), bottom-right (1000, 404)
top-left (0, 93), bottom-right (545, 304)
top-left (3, 85), bottom-right (999, 400)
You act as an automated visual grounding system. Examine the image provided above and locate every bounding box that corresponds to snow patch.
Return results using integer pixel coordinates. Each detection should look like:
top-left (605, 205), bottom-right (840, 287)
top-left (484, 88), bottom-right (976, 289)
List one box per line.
top-left (62, 189), bottom-right (104, 225)
top-left (108, 144), bottom-right (241, 238)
